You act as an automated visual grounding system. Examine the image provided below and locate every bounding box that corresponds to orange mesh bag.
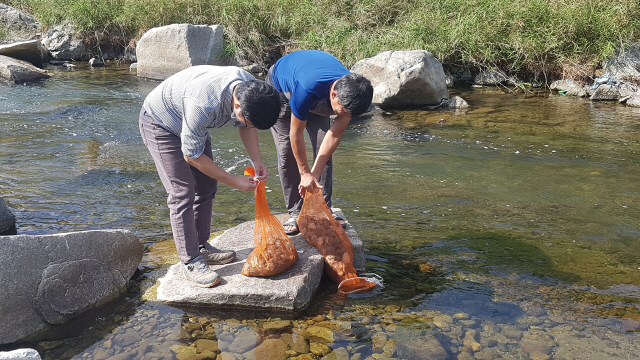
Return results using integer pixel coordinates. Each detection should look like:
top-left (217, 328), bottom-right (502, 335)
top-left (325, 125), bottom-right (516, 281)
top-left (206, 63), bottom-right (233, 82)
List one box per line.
top-left (297, 187), bottom-right (376, 293)
top-left (241, 167), bottom-right (298, 276)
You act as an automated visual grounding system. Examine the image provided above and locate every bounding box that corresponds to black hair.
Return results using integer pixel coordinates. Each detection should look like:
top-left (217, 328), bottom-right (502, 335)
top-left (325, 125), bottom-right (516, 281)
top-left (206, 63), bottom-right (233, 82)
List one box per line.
top-left (334, 73), bottom-right (374, 116)
top-left (235, 80), bottom-right (281, 130)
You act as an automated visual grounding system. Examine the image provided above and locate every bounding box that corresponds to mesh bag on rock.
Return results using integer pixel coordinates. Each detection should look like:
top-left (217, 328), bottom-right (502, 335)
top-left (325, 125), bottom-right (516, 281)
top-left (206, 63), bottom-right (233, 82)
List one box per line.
top-left (241, 167), bottom-right (298, 276)
top-left (298, 187), bottom-right (376, 293)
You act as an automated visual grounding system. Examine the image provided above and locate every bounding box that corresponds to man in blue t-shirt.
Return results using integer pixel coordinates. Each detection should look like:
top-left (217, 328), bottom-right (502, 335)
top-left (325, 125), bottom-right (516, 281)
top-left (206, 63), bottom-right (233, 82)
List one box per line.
top-left (266, 50), bottom-right (373, 235)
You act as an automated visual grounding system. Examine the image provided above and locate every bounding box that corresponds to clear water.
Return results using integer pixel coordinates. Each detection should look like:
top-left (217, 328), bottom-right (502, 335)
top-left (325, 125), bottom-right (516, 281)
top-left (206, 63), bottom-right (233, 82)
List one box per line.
top-left (1, 65), bottom-right (640, 359)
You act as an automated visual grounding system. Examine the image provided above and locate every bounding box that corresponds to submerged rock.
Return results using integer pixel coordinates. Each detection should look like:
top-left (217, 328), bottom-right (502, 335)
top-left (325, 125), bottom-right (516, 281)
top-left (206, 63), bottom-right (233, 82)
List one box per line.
top-left (0, 55), bottom-right (50, 83)
top-left (351, 50), bottom-right (449, 107)
top-left (0, 230), bottom-right (143, 344)
top-left (136, 24), bottom-right (225, 81)
top-left (394, 326), bottom-right (447, 360)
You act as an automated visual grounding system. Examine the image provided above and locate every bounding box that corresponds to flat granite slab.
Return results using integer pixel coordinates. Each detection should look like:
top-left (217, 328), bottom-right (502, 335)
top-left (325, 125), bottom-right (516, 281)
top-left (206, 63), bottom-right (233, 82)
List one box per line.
top-left (156, 209), bottom-right (364, 311)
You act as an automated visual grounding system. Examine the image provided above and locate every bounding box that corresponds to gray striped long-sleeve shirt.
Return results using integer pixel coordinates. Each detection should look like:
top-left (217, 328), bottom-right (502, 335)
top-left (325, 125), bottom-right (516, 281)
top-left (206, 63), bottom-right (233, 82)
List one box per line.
top-left (142, 65), bottom-right (255, 159)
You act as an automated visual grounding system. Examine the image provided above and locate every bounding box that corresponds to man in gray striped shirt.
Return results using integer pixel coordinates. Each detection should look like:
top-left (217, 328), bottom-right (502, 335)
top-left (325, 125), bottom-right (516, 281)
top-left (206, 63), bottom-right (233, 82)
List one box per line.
top-left (139, 65), bottom-right (281, 287)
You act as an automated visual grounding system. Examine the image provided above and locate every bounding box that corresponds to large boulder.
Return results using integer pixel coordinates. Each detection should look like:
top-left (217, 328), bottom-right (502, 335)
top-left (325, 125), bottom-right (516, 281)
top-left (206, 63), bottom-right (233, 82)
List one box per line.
top-left (0, 198), bottom-right (16, 235)
top-left (0, 55), bottom-right (50, 83)
top-left (0, 40), bottom-right (47, 67)
top-left (0, 230), bottom-right (143, 344)
top-left (41, 22), bottom-right (88, 61)
top-left (603, 43), bottom-right (640, 82)
top-left (136, 24), bottom-right (224, 80)
top-left (351, 50), bottom-right (449, 107)
top-left (0, 4), bottom-right (41, 43)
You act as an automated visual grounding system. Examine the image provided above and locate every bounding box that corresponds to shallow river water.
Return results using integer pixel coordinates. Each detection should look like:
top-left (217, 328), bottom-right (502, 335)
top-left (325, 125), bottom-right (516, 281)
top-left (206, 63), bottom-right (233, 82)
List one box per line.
top-left (1, 65), bottom-right (640, 360)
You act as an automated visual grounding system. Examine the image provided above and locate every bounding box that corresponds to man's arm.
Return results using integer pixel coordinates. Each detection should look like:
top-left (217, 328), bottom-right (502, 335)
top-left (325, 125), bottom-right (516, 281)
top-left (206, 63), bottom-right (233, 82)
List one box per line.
top-left (290, 113), bottom-right (322, 195)
top-left (184, 153), bottom-right (256, 192)
top-left (310, 114), bottom-right (351, 179)
top-left (238, 126), bottom-right (267, 181)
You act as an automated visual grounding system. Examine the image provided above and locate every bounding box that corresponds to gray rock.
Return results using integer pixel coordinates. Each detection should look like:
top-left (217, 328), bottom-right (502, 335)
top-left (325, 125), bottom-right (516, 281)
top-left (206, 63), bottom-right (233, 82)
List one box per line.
top-left (0, 55), bottom-right (50, 83)
top-left (242, 64), bottom-right (262, 73)
top-left (550, 79), bottom-right (580, 91)
top-left (0, 4), bottom-right (41, 43)
top-left (566, 86), bottom-right (589, 98)
top-left (591, 84), bottom-right (621, 100)
top-left (89, 57), bottom-right (105, 67)
top-left (627, 95), bottom-right (640, 107)
top-left (41, 22), bottom-right (88, 61)
top-left (448, 96), bottom-right (469, 109)
top-left (618, 81), bottom-right (640, 98)
top-left (0, 198), bottom-right (16, 235)
top-left (0, 40), bottom-right (47, 67)
top-left (0, 230), bottom-right (143, 344)
top-left (394, 326), bottom-right (448, 360)
top-left (156, 210), bottom-right (364, 310)
top-left (351, 50), bottom-right (449, 107)
top-left (603, 43), bottom-right (640, 82)
top-left (136, 24), bottom-right (224, 80)
top-left (0, 348), bottom-right (41, 360)
top-left (474, 68), bottom-right (512, 86)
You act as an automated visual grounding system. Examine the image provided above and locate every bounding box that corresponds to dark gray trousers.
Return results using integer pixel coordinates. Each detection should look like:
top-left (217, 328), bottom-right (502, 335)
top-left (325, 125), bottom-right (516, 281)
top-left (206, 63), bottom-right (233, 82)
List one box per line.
top-left (139, 108), bottom-right (218, 264)
top-left (266, 68), bottom-right (333, 217)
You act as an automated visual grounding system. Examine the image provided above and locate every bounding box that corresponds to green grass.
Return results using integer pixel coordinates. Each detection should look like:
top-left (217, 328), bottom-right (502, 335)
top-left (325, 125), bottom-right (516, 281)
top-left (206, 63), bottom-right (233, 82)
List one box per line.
top-left (6, 0), bottom-right (640, 80)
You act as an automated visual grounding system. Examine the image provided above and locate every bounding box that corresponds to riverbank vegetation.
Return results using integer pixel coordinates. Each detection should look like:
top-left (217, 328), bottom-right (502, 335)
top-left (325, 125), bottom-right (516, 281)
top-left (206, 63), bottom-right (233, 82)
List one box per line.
top-left (6, 0), bottom-right (640, 81)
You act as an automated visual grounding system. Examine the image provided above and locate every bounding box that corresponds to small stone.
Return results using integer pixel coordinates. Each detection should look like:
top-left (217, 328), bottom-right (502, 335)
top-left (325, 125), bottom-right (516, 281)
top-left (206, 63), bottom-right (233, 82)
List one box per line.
top-left (254, 338), bottom-right (289, 360)
top-left (310, 342), bottom-right (331, 356)
top-left (303, 326), bottom-right (335, 344)
top-left (195, 339), bottom-right (220, 354)
top-left (371, 332), bottom-right (388, 352)
top-left (453, 313), bottom-right (470, 320)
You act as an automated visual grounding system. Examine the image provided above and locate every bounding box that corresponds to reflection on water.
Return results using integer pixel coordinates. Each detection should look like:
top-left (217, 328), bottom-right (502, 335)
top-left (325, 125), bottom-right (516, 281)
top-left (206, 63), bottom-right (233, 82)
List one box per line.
top-left (1, 65), bottom-right (640, 359)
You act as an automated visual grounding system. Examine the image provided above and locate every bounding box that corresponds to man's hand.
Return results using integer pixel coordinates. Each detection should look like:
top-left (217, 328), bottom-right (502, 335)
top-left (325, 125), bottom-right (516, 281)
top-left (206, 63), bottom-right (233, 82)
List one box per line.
top-left (298, 172), bottom-right (322, 197)
top-left (253, 161), bottom-right (268, 182)
top-left (232, 175), bottom-right (258, 192)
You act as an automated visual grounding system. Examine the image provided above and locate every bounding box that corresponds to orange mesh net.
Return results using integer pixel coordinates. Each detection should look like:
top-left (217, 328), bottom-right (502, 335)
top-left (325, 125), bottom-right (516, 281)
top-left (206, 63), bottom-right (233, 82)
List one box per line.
top-left (241, 167), bottom-right (298, 277)
top-left (298, 187), bottom-right (376, 293)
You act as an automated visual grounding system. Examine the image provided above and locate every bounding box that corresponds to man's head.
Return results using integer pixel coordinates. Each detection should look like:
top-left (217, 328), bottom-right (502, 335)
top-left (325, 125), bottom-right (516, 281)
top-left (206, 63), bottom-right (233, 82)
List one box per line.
top-left (330, 73), bottom-right (373, 117)
top-left (233, 80), bottom-right (281, 130)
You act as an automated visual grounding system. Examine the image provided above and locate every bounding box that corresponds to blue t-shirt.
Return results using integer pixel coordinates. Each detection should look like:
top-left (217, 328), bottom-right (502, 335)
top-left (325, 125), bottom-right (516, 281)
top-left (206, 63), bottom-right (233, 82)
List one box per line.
top-left (271, 50), bottom-right (350, 121)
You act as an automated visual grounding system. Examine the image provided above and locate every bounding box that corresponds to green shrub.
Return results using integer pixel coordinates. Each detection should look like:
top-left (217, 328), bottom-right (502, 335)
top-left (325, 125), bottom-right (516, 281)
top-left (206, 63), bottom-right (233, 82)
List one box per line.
top-left (7, 0), bottom-right (640, 79)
